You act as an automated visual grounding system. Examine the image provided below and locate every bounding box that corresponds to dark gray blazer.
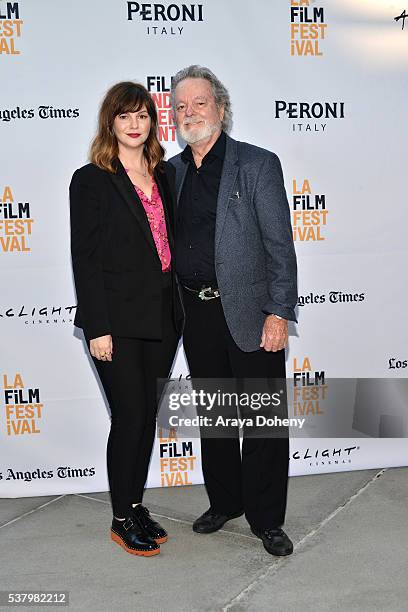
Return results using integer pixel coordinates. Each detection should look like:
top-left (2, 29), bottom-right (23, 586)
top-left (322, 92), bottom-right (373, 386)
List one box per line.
top-left (169, 133), bottom-right (298, 352)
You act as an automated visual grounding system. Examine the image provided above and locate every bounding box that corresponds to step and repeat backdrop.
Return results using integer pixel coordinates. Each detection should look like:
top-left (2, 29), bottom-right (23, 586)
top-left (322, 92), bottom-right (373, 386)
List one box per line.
top-left (1, 0), bottom-right (407, 497)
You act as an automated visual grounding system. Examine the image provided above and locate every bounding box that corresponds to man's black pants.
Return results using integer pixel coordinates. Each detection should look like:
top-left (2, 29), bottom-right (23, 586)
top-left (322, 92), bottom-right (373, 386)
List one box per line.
top-left (182, 288), bottom-right (289, 530)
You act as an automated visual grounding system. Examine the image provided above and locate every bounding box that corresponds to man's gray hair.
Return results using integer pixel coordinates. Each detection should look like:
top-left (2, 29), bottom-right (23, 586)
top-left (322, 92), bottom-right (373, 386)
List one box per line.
top-left (171, 65), bottom-right (233, 133)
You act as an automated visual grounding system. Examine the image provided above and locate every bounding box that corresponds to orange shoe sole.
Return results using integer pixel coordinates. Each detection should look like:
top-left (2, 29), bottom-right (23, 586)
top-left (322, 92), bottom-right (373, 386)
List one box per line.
top-left (111, 530), bottom-right (160, 556)
top-left (154, 535), bottom-right (168, 544)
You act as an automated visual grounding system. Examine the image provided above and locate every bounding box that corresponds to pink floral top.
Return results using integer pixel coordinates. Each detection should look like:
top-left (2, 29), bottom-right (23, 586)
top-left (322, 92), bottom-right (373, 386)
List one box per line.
top-left (130, 177), bottom-right (171, 272)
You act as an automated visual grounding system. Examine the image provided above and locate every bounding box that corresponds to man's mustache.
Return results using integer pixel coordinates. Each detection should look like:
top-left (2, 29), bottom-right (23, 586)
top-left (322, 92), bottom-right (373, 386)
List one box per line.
top-left (183, 118), bottom-right (205, 126)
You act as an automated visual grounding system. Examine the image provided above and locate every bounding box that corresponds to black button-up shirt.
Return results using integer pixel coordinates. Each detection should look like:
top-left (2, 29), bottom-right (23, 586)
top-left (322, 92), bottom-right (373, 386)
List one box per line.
top-left (175, 131), bottom-right (226, 288)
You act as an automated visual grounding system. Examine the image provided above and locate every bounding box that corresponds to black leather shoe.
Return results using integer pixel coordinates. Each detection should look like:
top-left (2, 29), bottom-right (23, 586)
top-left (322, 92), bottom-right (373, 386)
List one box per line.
top-left (193, 508), bottom-right (244, 534)
top-left (132, 505), bottom-right (168, 544)
top-left (251, 526), bottom-right (293, 556)
top-left (110, 516), bottom-right (160, 556)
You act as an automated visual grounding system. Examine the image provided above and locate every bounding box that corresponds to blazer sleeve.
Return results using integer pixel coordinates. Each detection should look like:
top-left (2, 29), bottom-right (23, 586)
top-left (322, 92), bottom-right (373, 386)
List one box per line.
top-left (253, 153), bottom-right (298, 322)
top-left (69, 169), bottom-right (111, 340)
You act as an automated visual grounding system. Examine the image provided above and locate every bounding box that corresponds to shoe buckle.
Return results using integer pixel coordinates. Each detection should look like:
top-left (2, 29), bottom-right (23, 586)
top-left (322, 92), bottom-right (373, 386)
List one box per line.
top-left (123, 518), bottom-right (134, 531)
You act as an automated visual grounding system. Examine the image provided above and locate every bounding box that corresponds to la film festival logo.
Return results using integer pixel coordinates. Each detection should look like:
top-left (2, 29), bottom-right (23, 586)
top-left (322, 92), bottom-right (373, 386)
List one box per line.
top-left (146, 76), bottom-right (176, 142)
top-left (275, 100), bottom-right (345, 133)
top-left (3, 373), bottom-right (43, 436)
top-left (0, 185), bottom-right (33, 253)
top-left (293, 356), bottom-right (326, 418)
top-left (290, 0), bottom-right (327, 57)
top-left (0, 1), bottom-right (22, 55)
top-left (158, 428), bottom-right (197, 486)
top-left (291, 358), bottom-right (359, 467)
top-left (127, 2), bottom-right (203, 36)
top-left (292, 178), bottom-right (327, 242)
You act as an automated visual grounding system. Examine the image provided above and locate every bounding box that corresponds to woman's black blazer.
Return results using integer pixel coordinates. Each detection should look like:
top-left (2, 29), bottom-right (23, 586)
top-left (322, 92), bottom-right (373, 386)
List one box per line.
top-left (69, 159), bottom-right (183, 341)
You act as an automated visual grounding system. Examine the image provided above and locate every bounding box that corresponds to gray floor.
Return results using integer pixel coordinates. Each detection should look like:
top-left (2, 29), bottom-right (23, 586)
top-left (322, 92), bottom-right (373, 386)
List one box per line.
top-left (1, 467), bottom-right (407, 611)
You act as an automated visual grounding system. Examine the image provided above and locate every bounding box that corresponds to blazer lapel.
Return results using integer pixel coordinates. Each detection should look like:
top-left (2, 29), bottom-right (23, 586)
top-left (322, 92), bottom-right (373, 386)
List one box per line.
top-left (215, 135), bottom-right (239, 251)
top-left (110, 160), bottom-right (158, 256)
top-left (176, 162), bottom-right (189, 205)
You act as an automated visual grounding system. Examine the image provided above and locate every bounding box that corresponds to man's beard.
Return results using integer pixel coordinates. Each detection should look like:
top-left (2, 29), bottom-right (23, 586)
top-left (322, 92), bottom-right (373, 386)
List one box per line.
top-left (178, 118), bottom-right (221, 144)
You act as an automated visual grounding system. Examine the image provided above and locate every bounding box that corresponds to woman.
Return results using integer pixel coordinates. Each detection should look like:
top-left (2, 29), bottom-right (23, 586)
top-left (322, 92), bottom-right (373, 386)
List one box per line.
top-left (70, 82), bottom-right (183, 557)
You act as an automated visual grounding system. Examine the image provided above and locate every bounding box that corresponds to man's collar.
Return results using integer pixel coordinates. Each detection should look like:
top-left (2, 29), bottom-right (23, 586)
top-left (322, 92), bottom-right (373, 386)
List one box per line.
top-left (181, 130), bottom-right (226, 164)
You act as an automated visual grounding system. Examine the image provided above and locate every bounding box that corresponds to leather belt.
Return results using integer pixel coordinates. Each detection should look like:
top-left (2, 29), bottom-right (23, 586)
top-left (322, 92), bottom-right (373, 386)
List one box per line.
top-left (182, 284), bottom-right (220, 301)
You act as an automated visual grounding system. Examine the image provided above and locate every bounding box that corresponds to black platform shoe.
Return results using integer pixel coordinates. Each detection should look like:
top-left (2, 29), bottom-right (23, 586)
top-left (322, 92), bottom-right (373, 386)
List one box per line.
top-left (132, 505), bottom-right (168, 544)
top-left (110, 515), bottom-right (160, 556)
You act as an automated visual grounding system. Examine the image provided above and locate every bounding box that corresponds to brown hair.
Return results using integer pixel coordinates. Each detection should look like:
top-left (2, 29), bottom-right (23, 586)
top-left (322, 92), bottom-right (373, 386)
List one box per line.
top-left (90, 81), bottom-right (164, 174)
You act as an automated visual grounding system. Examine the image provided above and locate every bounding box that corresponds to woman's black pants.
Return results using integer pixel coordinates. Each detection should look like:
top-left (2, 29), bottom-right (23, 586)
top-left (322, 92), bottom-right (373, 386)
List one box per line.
top-left (90, 279), bottom-right (178, 518)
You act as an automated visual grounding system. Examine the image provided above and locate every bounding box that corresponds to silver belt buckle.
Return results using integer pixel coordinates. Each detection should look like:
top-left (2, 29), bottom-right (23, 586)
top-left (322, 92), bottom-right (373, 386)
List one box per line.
top-left (198, 286), bottom-right (220, 301)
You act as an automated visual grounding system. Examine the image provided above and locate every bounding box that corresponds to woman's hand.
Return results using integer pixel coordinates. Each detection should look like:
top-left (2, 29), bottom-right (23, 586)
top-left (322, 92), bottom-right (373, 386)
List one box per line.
top-left (90, 335), bottom-right (113, 361)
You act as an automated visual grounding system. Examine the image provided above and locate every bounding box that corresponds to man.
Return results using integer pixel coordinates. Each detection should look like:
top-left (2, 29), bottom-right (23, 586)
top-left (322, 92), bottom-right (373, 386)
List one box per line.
top-left (169, 66), bottom-right (298, 556)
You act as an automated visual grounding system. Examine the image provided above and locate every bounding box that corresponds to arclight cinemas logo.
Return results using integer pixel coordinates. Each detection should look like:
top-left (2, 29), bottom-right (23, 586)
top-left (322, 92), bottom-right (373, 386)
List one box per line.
top-left (275, 100), bottom-right (345, 133)
top-left (127, 2), bottom-right (203, 36)
top-left (291, 445), bottom-right (359, 467)
top-left (0, 303), bottom-right (77, 325)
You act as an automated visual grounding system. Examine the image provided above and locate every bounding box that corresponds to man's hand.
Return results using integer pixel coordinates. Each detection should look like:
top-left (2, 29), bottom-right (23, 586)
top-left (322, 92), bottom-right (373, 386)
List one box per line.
top-left (260, 315), bottom-right (288, 352)
top-left (90, 335), bottom-right (113, 361)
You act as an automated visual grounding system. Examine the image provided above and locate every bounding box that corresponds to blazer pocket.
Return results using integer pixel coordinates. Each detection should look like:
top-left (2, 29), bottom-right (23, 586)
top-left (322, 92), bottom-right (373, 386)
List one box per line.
top-left (229, 191), bottom-right (247, 207)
